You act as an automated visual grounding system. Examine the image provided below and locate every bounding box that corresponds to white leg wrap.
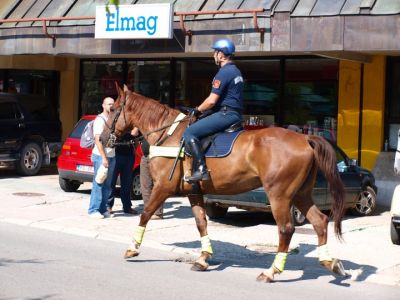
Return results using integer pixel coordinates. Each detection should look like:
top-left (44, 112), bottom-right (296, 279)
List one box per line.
top-left (201, 235), bottom-right (213, 254)
top-left (318, 244), bottom-right (333, 262)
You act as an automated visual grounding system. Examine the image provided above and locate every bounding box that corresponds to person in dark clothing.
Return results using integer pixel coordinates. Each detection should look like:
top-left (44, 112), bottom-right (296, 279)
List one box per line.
top-left (107, 128), bottom-right (139, 215)
top-left (140, 139), bottom-right (163, 219)
top-left (183, 38), bottom-right (244, 182)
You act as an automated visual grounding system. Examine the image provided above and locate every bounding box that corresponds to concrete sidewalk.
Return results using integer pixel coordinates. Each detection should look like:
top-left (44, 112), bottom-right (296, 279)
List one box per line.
top-left (1, 167), bottom-right (400, 286)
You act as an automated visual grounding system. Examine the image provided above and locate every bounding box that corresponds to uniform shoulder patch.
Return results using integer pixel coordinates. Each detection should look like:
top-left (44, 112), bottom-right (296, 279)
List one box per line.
top-left (212, 79), bottom-right (221, 89)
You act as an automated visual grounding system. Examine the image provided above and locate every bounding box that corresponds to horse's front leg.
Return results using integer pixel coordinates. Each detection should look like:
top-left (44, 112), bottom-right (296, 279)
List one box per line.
top-left (188, 194), bottom-right (213, 271)
top-left (124, 189), bottom-right (169, 259)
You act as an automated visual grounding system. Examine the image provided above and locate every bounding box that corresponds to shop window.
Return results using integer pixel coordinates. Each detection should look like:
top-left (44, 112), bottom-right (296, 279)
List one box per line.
top-left (175, 60), bottom-right (216, 108)
top-left (386, 57), bottom-right (400, 150)
top-left (6, 70), bottom-right (59, 121)
top-left (127, 61), bottom-right (170, 104)
top-left (81, 61), bottom-right (123, 115)
top-left (283, 58), bottom-right (338, 140)
top-left (237, 60), bottom-right (279, 127)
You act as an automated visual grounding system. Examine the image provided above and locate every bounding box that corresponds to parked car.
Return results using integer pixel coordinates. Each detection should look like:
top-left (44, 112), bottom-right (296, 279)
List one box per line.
top-left (205, 142), bottom-right (378, 225)
top-left (0, 93), bottom-right (62, 175)
top-left (390, 185), bottom-right (400, 245)
top-left (57, 115), bottom-right (142, 199)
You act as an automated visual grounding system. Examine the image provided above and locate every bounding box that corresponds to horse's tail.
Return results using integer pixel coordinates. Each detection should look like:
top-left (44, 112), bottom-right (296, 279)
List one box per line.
top-left (308, 136), bottom-right (345, 240)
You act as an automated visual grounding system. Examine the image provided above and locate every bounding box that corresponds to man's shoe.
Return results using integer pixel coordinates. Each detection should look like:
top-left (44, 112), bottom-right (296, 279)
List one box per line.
top-left (124, 208), bottom-right (138, 215)
top-left (89, 212), bottom-right (104, 219)
top-left (103, 211), bottom-right (115, 218)
top-left (107, 207), bottom-right (114, 214)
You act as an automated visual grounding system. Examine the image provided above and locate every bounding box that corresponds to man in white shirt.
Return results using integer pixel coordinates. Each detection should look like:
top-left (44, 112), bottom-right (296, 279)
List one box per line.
top-left (88, 97), bottom-right (116, 219)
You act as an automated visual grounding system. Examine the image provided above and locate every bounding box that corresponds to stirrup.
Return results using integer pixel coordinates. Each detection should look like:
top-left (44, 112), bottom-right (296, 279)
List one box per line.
top-left (184, 168), bottom-right (210, 182)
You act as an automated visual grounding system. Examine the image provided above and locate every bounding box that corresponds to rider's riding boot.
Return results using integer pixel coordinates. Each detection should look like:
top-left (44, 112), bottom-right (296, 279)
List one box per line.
top-left (186, 138), bottom-right (210, 182)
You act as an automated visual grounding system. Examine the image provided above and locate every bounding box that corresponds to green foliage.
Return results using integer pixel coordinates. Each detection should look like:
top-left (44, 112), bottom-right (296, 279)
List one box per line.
top-left (106, 0), bottom-right (120, 14)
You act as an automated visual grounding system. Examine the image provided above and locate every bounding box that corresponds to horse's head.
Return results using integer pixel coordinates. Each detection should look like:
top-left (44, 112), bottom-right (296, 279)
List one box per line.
top-left (101, 84), bottom-right (133, 147)
top-left (394, 129), bottom-right (400, 176)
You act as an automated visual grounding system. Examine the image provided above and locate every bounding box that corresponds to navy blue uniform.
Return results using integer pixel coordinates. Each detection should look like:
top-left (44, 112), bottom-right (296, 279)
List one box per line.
top-left (184, 63), bottom-right (244, 141)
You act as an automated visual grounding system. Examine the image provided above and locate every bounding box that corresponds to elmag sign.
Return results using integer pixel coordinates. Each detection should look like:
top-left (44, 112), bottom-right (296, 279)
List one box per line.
top-left (95, 4), bottom-right (173, 39)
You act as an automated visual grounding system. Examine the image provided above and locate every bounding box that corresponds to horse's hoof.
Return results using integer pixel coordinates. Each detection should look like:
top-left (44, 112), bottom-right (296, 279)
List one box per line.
top-left (320, 259), bottom-right (349, 277)
top-left (256, 272), bottom-right (274, 283)
top-left (191, 261), bottom-right (208, 271)
top-left (124, 249), bottom-right (139, 259)
top-left (331, 259), bottom-right (349, 277)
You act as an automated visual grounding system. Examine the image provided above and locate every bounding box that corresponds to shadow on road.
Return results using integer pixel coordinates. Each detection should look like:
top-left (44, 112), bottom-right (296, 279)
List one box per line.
top-left (163, 240), bottom-right (377, 285)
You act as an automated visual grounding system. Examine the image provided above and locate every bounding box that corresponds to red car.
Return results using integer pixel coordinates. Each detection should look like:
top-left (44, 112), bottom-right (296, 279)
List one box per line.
top-left (57, 115), bottom-right (142, 199)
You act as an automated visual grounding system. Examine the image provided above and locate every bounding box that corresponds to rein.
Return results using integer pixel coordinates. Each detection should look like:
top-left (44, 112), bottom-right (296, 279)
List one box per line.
top-left (144, 113), bottom-right (190, 146)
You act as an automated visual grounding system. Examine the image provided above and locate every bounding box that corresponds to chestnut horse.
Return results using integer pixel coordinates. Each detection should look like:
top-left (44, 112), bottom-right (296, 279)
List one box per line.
top-left (102, 85), bottom-right (347, 282)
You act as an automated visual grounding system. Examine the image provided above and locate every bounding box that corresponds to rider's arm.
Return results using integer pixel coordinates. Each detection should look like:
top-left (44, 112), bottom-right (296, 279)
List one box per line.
top-left (197, 93), bottom-right (220, 112)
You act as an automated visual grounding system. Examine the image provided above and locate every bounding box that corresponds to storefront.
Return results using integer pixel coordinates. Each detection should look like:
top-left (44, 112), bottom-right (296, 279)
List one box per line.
top-left (0, 0), bottom-right (399, 170)
top-left (79, 57), bottom-right (339, 141)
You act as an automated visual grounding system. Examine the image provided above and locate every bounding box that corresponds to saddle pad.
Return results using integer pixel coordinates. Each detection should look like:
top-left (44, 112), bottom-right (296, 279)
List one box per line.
top-left (148, 130), bottom-right (243, 159)
top-left (204, 130), bottom-right (243, 158)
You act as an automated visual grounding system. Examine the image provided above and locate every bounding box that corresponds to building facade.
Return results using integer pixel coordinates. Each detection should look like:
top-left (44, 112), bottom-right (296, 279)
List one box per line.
top-left (0, 0), bottom-right (399, 170)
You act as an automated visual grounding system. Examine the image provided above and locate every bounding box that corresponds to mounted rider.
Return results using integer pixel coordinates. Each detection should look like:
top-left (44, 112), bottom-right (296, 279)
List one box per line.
top-left (183, 38), bottom-right (244, 182)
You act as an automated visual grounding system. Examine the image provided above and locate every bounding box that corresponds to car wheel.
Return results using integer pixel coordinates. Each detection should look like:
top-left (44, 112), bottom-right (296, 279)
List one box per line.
top-left (350, 186), bottom-right (377, 216)
top-left (59, 177), bottom-right (81, 192)
top-left (131, 168), bottom-right (142, 200)
top-left (15, 142), bottom-right (43, 176)
top-left (291, 206), bottom-right (306, 226)
top-left (205, 203), bottom-right (228, 219)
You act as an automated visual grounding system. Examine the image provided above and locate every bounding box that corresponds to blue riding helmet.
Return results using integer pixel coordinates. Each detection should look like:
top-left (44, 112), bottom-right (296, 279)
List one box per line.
top-left (212, 38), bottom-right (235, 55)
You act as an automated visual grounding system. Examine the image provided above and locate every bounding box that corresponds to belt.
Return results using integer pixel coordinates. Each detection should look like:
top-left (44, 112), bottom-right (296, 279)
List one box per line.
top-left (218, 106), bottom-right (242, 114)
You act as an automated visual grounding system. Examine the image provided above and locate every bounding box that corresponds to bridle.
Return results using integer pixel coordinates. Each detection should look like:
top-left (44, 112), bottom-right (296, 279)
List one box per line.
top-left (105, 93), bottom-right (194, 148)
top-left (106, 94), bottom-right (128, 147)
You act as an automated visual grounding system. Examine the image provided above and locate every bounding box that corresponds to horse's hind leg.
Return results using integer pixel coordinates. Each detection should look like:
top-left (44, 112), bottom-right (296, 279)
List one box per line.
top-left (257, 195), bottom-right (295, 283)
top-left (188, 194), bottom-right (213, 271)
top-left (293, 195), bottom-right (347, 277)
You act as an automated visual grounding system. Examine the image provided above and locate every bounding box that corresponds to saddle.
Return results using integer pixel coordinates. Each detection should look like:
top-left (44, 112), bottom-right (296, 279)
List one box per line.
top-left (185, 121), bottom-right (244, 158)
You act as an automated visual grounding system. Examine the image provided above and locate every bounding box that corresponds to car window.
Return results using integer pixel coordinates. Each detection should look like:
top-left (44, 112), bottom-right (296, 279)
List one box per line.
top-left (70, 119), bottom-right (90, 139)
top-left (335, 148), bottom-right (348, 172)
top-left (0, 102), bottom-right (20, 120)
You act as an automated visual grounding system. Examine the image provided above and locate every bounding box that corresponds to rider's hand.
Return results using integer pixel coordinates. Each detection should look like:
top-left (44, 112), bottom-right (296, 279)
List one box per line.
top-left (190, 107), bottom-right (201, 118)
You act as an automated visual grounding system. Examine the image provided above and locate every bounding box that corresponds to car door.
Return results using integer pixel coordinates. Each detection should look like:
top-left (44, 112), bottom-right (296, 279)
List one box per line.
top-left (0, 101), bottom-right (24, 153)
top-left (313, 170), bottom-right (328, 209)
top-left (328, 146), bottom-right (362, 207)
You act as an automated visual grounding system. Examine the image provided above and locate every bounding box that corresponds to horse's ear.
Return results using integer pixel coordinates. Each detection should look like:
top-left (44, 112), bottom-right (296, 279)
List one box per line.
top-left (123, 84), bottom-right (130, 92)
top-left (115, 82), bottom-right (123, 98)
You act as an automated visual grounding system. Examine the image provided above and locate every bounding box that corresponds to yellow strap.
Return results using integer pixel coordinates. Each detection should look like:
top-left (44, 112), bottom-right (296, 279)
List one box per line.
top-left (133, 226), bottom-right (146, 245)
top-left (201, 235), bottom-right (213, 254)
top-left (272, 252), bottom-right (288, 273)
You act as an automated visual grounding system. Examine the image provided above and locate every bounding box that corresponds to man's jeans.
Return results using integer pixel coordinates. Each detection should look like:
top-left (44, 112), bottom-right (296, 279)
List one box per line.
top-left (108, 153), bottom-right (134, 211)
top-left (88, 153), bottom-right (116, 214)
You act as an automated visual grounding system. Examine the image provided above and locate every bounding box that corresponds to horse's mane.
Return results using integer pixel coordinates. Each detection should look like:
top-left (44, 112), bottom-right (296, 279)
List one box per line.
top-left (124, 92), bottom-right (178, 130)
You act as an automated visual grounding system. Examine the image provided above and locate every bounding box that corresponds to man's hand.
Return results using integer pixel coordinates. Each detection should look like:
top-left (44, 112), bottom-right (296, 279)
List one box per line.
top-left (102, 157), bottom-right (109, 168)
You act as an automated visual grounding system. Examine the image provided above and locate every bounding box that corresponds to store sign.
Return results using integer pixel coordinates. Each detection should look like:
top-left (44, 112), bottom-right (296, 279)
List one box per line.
top-left (95, 4), bottom-right (173, 39)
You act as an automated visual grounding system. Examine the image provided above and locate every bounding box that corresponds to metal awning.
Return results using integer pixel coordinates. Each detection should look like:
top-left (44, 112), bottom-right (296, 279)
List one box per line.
top-left (0, 0), bottom-right (399, 59)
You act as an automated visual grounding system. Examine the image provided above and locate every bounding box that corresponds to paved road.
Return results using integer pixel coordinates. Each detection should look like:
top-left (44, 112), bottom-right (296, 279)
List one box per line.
top-left (0, 164), bottom-right (400, 289)
top-left (1, 223), bottom-right (399, 300)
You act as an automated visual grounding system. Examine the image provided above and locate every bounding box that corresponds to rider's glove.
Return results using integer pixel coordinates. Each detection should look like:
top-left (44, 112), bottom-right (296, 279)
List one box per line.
top-left (190, 107), bottom-right (201, 118)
